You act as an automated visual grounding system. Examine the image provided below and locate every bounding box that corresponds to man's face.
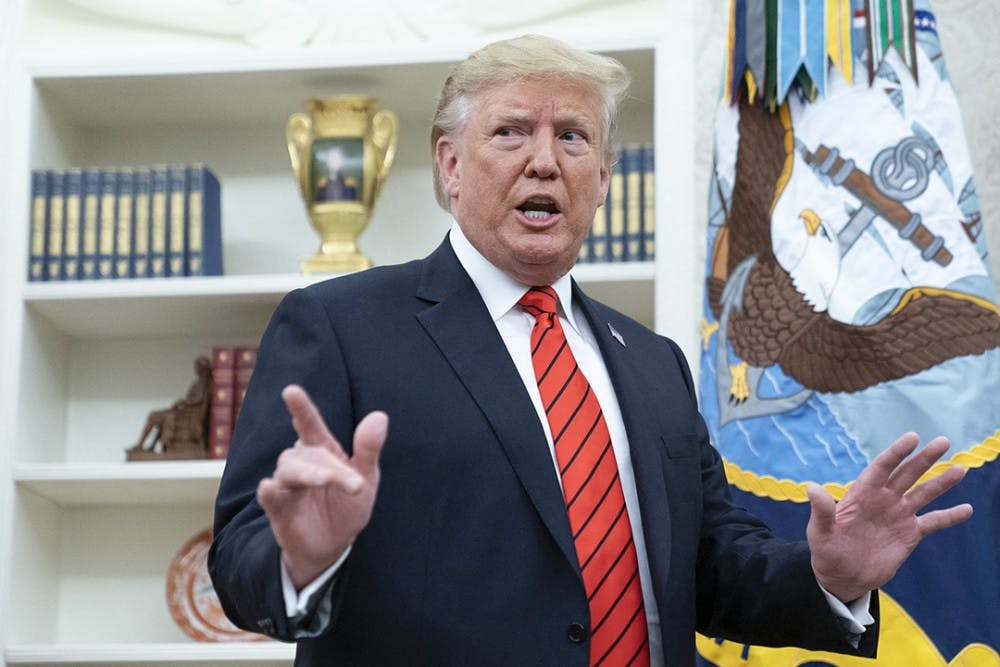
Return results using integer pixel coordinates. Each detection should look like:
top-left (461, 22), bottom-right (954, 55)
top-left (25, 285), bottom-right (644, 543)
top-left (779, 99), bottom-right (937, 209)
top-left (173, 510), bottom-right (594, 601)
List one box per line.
top-left (436, 79), bottom-right (611, 286)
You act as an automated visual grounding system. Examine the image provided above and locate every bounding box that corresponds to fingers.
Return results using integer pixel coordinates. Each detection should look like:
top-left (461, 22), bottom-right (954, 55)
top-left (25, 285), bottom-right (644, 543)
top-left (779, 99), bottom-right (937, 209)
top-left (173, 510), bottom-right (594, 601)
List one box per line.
top-left (281, 445), bottom-right (364, 490)
top-left (904, 463), bottom-right (967, 509)
top-left (806, 482), bottom-right (837, 534)
top-left (275, 384), bottom-right (386, 499)
top-left (886, 436), bottom-right (950, 494)
top-left (283, 385), bottom-right (341, 453)
top-left (351, 411), bottom-right (388, 478)
top-left (262, 444), bottom-right (364, 501)
top-left (856, 432), bottom-right (920, 488)
top-left (258, 466), bottom-right (362, 516)
top-left (257, 477), bottom-right (289, 511)
top-left (917, 503), bottom-right (974, 536)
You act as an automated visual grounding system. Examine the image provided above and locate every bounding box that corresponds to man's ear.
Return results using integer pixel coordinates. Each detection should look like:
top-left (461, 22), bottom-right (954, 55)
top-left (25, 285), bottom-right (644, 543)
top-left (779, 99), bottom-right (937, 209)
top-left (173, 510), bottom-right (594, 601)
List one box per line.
top-left (436, 136), bottom-right (460, 197)
top-left (596, 164), bottom-right (611, 207)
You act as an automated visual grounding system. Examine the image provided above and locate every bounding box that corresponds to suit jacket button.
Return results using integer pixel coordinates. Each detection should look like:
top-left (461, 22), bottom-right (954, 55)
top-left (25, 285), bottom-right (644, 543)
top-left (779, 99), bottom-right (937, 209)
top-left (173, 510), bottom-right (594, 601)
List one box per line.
top-left (567, 622), bottom-right (588, 643)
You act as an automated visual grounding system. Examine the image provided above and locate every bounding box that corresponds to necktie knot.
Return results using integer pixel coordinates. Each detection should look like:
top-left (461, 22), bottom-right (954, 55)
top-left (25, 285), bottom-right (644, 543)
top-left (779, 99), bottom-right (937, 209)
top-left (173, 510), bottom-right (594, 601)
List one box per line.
top-left (518, 286), bottom-right (559, 319)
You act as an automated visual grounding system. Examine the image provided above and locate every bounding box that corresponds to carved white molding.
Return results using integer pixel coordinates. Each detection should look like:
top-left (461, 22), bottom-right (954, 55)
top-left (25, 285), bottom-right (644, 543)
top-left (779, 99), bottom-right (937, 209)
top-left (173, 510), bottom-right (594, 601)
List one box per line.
top-left (51, 0), bottom-right (653, 46)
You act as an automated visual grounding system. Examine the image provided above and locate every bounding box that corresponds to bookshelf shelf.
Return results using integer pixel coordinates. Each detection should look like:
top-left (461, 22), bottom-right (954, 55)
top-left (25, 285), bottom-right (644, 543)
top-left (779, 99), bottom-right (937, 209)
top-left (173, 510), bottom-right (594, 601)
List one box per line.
top-left (13, 461), bottom-right (226, 507)
top-left (23, 274), bottom-right (324, 338)
top-left (5, 641), bottom-right (294, 665)
top-left (574, 261), bottom-right (655, 283)
top-left (22, 274), bottom-right (322, 301)
top-left (23, 263), bottom-right (657, 338)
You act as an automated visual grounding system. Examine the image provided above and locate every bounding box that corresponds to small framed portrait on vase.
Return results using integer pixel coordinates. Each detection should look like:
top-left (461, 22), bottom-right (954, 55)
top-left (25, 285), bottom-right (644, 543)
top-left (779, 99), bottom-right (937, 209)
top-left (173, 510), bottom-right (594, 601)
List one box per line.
top-left (311, 137), bottom-right (364, 204)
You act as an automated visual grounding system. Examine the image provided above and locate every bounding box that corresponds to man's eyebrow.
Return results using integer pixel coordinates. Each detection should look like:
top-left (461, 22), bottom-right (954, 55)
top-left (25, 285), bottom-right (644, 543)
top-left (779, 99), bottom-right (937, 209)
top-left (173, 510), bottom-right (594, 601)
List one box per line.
top-left (490, 109), bottom-right (533, 124)
top-left (556, 111), bottom-right (596, 128)
top-left (489, 109), bottom-right (596, 129)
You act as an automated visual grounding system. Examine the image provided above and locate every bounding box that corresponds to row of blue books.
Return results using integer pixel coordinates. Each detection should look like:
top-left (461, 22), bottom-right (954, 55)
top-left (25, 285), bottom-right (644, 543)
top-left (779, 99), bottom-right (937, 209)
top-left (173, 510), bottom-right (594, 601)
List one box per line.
top-left (579, 142), bottom-right (655, 264)
top-left (28, 164), bottom-right (222, 282)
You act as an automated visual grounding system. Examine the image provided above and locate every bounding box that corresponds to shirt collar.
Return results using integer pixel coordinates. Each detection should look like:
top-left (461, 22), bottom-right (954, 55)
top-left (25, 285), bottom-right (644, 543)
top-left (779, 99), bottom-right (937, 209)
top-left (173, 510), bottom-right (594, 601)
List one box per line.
top-left (449, 222), bottom-right (580, 333)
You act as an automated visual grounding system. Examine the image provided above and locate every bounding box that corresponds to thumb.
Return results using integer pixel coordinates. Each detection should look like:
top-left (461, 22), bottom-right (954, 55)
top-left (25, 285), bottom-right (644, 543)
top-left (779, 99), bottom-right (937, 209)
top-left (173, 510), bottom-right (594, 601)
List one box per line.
top-left (351, 411), bottom-right (388, 478)
top-left (806, 482), bottom-right (837, 535)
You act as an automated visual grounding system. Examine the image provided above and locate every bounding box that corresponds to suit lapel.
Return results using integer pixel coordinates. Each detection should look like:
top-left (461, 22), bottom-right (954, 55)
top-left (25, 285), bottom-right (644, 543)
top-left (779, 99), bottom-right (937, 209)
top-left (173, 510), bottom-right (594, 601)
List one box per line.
top-left (414, 240), bottom-right (580, 572)
top-left (574, 284), bottom-right (674, 593)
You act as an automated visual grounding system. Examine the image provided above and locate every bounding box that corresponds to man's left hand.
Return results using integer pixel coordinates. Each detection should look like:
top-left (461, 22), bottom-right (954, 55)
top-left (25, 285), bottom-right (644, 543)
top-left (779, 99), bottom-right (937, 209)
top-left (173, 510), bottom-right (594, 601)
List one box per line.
top-left (806, 432), bottom-right (974, 603)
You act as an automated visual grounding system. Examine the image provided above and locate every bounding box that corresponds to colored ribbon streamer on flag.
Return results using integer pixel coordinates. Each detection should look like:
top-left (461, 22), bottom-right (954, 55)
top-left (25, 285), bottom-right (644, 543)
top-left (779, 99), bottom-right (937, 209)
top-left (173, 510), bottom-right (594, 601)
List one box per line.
top-left (729, 0), bottom-right (748, 102)
top-left (803, 0), bottom-right (827, 97)
top-left (826, 0), bottom-right (854, 85)
top-left (775, 0), bottom-right (802, 103)
top-left (776, 0), bottom-right (827, 104)
top-left (866, 0), bottom-right (918, 83)
top-left (765, 0), bottom-right (779, 108)
top-left (745, 0), bottom-right (767, 100)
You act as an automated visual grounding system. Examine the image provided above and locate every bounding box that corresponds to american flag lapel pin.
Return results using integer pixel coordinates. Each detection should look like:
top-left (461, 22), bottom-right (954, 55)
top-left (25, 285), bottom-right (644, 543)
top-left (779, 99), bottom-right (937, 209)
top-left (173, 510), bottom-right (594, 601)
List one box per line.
top-left (607, 322), bottom-right (626, 347)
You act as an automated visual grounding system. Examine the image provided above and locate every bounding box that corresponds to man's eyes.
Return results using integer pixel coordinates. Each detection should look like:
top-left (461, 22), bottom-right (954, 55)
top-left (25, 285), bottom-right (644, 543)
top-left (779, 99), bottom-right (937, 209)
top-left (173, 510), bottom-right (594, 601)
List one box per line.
top-left (493, 128), bottom-right (588, 142)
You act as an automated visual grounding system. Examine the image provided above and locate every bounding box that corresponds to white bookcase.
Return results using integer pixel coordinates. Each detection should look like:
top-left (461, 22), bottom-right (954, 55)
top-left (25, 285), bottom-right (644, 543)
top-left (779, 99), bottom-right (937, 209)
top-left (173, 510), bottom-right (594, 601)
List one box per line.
top-left (0, 1), bottom-right (698, 664)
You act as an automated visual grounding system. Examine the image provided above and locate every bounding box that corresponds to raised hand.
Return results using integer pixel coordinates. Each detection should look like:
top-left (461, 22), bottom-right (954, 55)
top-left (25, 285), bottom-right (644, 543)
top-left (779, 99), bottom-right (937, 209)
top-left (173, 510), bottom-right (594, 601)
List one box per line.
top-left (806, 432), bottom-right (973, 603)
top-left (257, 384), bottom-right (387, 590)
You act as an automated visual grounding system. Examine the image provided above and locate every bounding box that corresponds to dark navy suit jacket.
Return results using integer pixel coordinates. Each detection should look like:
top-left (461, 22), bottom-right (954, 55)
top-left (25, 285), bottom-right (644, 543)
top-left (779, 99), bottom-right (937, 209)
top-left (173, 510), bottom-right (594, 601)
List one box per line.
top-left (210, 236), bottom-right (878, 665)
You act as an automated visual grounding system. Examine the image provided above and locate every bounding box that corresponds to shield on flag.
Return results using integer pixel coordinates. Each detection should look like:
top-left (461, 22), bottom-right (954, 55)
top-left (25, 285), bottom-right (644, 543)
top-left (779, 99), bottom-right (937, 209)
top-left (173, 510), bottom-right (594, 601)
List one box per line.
top-left (698, 0), bottom-right (1000, 664)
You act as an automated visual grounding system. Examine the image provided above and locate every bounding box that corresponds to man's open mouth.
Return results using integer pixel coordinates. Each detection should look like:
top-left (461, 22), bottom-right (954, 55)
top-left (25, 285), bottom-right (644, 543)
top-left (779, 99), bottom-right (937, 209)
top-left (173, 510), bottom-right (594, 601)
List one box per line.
top-left (518, 197), bottom-right (560, 220)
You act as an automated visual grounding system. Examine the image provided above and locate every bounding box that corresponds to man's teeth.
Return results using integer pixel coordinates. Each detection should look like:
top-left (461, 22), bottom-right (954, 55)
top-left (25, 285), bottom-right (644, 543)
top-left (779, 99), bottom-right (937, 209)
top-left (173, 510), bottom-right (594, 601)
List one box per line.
top-left (524, 210), bottom-right (552, 220)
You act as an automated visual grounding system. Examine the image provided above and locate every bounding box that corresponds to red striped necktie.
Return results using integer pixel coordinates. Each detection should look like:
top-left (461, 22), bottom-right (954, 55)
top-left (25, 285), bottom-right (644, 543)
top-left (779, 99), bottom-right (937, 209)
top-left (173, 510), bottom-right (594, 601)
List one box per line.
top-left (519, 286), bottom-right (649, 666)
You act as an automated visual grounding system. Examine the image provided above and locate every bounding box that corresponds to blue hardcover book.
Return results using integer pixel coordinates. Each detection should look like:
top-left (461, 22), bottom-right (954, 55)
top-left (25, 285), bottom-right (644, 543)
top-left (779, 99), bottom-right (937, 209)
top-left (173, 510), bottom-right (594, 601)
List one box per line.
top-left (589, 195), bottom-right (610, 264)
top-left (114, 167), bottom-right (135, 279)
top-left (132, 167), bottom-right (152, 278)
top-left (185, 164), bottom-right (223, 276)
top-left (28, 170), bottom-right (49, 282)
top-left (97, 169), bottom-right (119, 280)
top-left (167, 164), bottom-right (188, 277)
top-left (641, 142), bottom-right (655, 261)
top-left (80, 168), bottom-right (101, 280)
top-left (149, 165), bottom-right (169, 278)
top-left (63, 168), bottom-right (83, 280)
top-left (45, 169), bottom-right (66, 281)
top-left (622, 143), bottom-right (643, 262)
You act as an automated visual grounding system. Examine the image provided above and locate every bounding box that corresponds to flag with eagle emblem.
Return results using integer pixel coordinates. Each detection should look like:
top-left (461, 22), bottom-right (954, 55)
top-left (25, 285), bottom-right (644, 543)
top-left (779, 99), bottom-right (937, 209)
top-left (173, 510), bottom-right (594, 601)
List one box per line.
top-left (698, 0), bottom-right (1000, 664)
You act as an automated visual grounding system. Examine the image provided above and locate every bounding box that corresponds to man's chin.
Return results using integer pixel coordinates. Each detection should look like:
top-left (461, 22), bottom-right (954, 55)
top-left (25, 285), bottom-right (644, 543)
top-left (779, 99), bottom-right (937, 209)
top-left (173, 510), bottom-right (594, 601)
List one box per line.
top-left (507, 255), bottom-right (575, 286)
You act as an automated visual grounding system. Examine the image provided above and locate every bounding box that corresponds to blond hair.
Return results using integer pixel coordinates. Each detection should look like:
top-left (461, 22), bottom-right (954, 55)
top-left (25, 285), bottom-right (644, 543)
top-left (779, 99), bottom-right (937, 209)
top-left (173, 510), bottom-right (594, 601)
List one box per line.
top-left (430, 34), bottom-right (631, 211)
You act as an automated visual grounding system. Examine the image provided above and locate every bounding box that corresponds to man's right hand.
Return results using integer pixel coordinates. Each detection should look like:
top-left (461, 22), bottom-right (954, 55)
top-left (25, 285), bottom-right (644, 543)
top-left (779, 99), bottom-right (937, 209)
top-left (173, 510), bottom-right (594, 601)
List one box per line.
top-left (257, 384), bottom-right (387, 590)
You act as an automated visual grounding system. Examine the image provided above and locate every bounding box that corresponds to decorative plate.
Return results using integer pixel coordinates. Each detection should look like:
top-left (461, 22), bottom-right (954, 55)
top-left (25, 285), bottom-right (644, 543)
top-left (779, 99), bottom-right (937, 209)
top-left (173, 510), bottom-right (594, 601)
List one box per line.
top-left (166, 528), bottom-right (269, 642)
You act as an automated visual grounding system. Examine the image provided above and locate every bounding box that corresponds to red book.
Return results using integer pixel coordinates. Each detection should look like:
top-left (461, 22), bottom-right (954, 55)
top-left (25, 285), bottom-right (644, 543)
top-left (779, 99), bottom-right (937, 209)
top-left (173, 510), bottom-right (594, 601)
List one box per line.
top-left (232, 345), bottom-right (259, 437)
top-left (208, 346), bottom-right (236, 459)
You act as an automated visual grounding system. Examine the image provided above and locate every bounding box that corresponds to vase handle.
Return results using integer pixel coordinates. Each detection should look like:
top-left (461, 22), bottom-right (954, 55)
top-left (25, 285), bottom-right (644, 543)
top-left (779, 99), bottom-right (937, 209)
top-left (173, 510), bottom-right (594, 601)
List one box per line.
top-left (286, 112), bottom-right (313, 203)
top-left (371, 109), bottom-right (399, 202)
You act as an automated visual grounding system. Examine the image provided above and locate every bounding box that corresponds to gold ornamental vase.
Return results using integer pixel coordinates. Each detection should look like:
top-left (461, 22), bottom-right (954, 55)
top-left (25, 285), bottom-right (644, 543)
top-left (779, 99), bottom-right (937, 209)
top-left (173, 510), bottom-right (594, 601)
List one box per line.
top-left (286, 96), bottom-right (398, 273)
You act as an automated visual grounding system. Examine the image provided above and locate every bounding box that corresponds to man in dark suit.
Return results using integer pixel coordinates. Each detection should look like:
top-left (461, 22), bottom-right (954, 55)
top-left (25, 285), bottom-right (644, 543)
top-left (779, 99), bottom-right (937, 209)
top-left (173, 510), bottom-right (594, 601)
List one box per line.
top-left (209, 35), bottom-right (972, 666)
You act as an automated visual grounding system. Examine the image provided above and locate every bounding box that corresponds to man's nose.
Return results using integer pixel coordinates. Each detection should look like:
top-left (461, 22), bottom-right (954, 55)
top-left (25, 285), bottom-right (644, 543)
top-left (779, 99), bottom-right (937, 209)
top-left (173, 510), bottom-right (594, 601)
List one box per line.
top-left (523, 135), bottom-right (560, 179)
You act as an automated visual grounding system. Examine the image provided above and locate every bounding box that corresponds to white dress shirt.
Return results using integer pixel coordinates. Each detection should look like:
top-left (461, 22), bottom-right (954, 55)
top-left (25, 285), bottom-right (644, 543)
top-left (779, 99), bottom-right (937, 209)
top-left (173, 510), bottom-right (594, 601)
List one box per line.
top-left (281, 223), bottom-right (873, 659)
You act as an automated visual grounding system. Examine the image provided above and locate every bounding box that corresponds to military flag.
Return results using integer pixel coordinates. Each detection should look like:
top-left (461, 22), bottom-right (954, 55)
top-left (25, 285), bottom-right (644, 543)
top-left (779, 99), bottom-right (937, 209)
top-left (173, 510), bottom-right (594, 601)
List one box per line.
top-left (699, 0), bottom-right (1000, 664)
